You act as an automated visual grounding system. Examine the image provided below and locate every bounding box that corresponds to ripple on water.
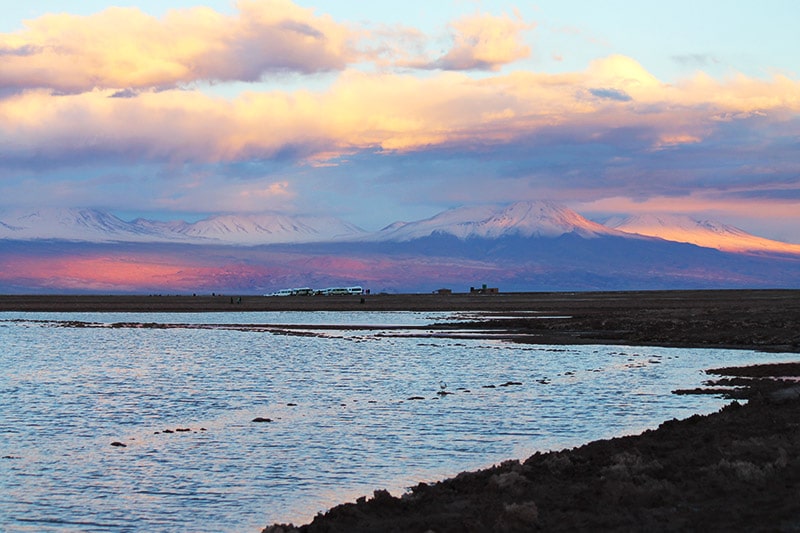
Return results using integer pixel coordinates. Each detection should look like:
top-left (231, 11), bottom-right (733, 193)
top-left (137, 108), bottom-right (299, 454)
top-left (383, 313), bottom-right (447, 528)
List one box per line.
top-left (1, 312), bottom-right (796, 532)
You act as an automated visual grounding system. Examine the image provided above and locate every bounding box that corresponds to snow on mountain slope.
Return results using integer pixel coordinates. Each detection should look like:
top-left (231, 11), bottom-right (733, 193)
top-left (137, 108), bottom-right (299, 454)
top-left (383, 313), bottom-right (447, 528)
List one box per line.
top-left (0, 208), bottom-right (168, 242)
top-left (606, 214), bottom-right (800, 255)
top-left (169, 213), bottom-right (367, 244)
top-left (0, 208), bottom-right (367, 245)
top-left (370, 201), bottom-right (625, 241)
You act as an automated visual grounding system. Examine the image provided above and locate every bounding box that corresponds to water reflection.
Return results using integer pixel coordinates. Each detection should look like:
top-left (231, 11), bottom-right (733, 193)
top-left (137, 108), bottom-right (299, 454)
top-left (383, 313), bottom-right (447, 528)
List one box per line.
top-left (1, 312), bottom-right (796, 532)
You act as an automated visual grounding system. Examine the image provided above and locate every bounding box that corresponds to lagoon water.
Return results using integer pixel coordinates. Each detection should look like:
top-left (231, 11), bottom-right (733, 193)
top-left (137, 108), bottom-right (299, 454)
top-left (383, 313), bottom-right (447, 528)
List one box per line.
top-left (1, 311), bottom-right (796, 532)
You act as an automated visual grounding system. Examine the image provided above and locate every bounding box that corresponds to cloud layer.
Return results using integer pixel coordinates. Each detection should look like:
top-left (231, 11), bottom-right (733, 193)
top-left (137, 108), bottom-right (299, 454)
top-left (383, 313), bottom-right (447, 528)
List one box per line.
top-left (2, 55), bottom-right (796, 166)
top-left (0, 1), bottom-right (798, 240)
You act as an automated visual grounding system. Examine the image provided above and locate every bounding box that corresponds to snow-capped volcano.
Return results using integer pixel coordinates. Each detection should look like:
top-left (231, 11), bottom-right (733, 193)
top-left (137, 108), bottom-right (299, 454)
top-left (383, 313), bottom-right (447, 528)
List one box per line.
top-left (606, 214), bottom-right (800, 255)
top-left (371, 201), bottom-right (623, 241)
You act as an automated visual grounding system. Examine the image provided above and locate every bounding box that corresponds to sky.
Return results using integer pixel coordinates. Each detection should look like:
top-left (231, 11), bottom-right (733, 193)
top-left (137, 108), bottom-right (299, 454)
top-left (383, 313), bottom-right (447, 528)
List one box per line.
top-left (1, 0), bottom-right (799, 241)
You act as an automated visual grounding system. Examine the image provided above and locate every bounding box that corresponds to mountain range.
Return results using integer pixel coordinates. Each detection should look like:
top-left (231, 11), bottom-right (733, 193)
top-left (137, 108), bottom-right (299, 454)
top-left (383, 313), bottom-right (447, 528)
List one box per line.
top-left (2, 202), bottom-right (797, 254)
top-left (0, 208), bottom-right (366, 244)
top-left (1, 202), bottom-right (799, 293)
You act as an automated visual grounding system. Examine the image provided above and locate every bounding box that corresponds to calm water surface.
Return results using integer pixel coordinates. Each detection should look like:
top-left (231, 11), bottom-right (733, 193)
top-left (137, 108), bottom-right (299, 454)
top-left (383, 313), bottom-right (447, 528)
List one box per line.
top-left (1, 311), bottom-right (795, 532)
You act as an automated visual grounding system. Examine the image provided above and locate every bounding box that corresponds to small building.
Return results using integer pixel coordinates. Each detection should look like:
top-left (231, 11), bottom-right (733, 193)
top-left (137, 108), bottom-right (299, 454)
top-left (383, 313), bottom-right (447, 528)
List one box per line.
top-left (470, 284), bottom-right (499, 294)
top-left (433, 288), bottom-right (452, 295)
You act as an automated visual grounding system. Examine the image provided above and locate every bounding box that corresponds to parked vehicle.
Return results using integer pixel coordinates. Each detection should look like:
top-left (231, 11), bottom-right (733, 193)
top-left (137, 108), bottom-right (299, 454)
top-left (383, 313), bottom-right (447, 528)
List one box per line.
top-left (266, 287), bottom-right (314, 296)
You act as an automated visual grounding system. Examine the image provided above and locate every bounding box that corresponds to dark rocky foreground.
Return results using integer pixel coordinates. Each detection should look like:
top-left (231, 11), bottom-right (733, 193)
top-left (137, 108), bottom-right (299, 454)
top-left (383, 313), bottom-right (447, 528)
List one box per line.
top-left (265, 366), bottom-right (800, 533)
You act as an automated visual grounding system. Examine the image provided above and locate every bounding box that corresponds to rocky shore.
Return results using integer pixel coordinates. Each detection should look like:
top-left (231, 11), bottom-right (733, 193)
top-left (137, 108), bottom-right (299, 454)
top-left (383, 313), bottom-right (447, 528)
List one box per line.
top-left (3, 290), bottom-right (799, 531)
top-left (264, 364), bottom-right (800, 532)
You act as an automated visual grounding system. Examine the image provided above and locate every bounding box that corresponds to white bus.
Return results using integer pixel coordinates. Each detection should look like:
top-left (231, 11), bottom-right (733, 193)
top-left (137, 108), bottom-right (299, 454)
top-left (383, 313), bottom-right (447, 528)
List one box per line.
top-left (267, 287), bottom-right (314, 296)
top-left (269, 289), bottom-right (293, 297)
top-left (319, 286), bottom-right (363, 295)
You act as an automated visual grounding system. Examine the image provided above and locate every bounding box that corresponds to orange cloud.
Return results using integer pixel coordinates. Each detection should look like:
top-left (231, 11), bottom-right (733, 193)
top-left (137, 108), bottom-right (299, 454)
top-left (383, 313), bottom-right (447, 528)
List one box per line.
top-left (0, 0), bottom-right (352, 92)
top-left (0, 55), bottom-right (798, 166)
top-left (432, 12), bottom-right (534, 71)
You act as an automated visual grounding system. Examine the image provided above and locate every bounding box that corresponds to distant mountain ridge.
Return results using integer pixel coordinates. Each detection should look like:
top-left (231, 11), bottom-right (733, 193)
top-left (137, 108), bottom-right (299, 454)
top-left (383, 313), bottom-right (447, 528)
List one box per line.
top-left (1, 203), bottom-right (798, 256)
top-left (3, 202), bottom-right (800, 294)
top-left (0, 208), bottom-right (367, 244)
top-left (605, 214), bottom-right (800, 255)
top-left (152, 213), bottom-right (367, 244)
top-left (0, 208), bottom-right (171, 243)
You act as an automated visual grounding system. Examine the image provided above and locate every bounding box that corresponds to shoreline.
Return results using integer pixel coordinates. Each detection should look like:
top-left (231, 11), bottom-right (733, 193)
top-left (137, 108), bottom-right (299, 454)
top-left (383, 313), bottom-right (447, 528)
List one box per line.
top-left (264, 364), bottom-right (800, 532)
top-left (3, 289), bottom-right (799, 353)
